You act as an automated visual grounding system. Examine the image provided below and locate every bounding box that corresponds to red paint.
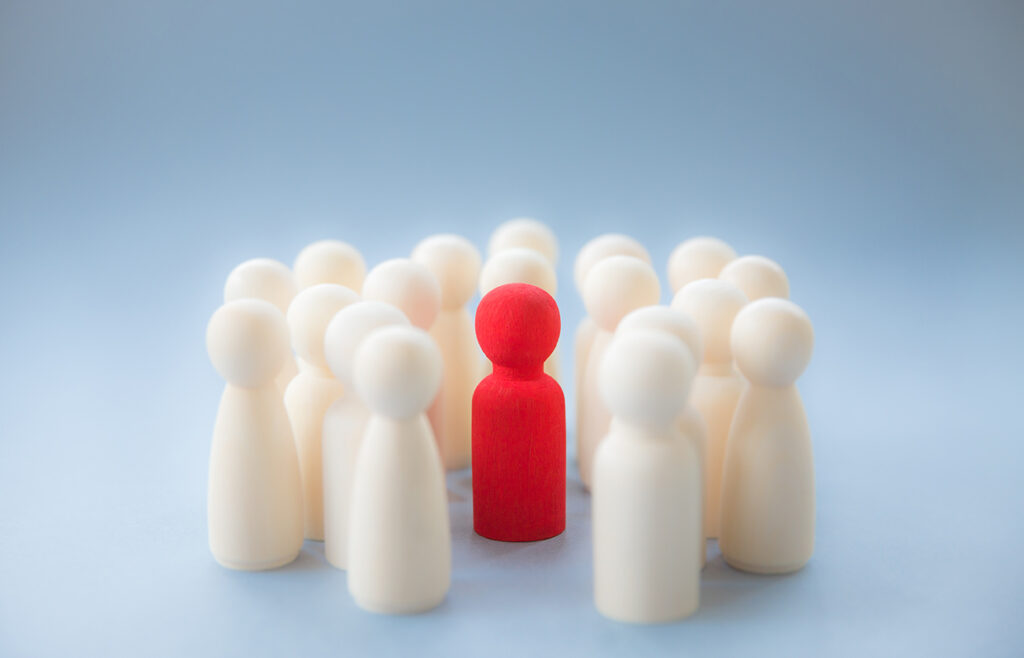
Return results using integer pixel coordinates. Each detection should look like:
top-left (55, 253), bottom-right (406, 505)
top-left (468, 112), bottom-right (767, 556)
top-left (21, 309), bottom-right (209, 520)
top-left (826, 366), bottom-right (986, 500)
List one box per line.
top-left (473, 283), bottom-right (566, 542)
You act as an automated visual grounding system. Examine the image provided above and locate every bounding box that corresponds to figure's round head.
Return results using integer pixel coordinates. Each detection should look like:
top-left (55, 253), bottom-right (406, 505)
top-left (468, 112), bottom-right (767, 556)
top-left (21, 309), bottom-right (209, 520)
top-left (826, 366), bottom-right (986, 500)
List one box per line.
top-left (223, 258), bottom-right (297, 314)
top-left (719, 255), bottom-right (790, 302)
top-left (476, 283), bottom-right (560, 370)
top-left (617, 305), bottom-right (704, 365)
top-left (410, 234), bottom-right (482, 310)
top-left (324, 301), bottom-right (410, 387)
top-left (479, 248), bottom-right (557, 297)
top-left (353, 326), bottom-right (442, 419)
top-left (732, 298), bottom-right (814, 386)
top-left (600, 330), bottom-right (695, 428)
top-left (293, 240), bottom-right (367, 291)
top-left (286, 283), bottom-right (360, 369)
top-left (667, 236), bottom-right (737, 293)
top-left (671, 279), bottom-right (747, 365)
top-left (362, 258), bottom-right (441, 330)
top-left (582, 255), bottom-right (661, 332)
top-left (573, 233), bottom-right (651, 294)
top-left (207, 299), bottom-right (289, 387)
top-left (488, 217), bottom-right (558, 265)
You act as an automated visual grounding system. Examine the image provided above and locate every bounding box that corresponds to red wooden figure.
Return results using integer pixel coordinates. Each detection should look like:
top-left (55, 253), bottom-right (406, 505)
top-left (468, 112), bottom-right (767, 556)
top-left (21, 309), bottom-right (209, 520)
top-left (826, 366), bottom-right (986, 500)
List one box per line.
top-left (472, 283), bottom-right (566, 542)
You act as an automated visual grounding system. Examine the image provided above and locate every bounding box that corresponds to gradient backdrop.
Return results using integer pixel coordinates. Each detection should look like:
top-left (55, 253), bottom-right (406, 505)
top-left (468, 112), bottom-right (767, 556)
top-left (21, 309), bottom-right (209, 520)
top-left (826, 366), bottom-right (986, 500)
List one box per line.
top-left (1, 1), bottom-right (1022, 656)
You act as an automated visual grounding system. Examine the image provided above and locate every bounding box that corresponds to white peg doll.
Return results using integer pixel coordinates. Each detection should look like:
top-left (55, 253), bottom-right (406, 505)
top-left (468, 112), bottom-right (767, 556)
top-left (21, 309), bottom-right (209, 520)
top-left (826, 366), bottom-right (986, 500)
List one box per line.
top-left (284, 283), bottom-right (359, 541)
top-left (667, 236), bottom-right (736, 293)
top-left (478, 247), bottom-right (560, 380)
top-left (718, 254), bottom-right (790, 301)
top-left (593, 330), bottom-right (701, 623)
top-left (322, 301), bottom-right (410, 570)
top-left (488, 217), bottom-right (558, 266)
top-left (720, 298), bottom-right (815, 574)
top-left (293, 239), bottom-right (367, 292)
top-left (671, 279), bottom-right (747, 538)
top-left (348, 326), bottom-right (451, 614)
top-left (206, 300), bottom-right (303, 570)
top-left (616, 305), bottom-right (710, 566)
top-left (578, 255), bottom-right (660, 489)
top-left (572, 234), bottom-right (651, 456)
top-left (411, 235), bottom-right (482, 470)
top-left (223, 258), bottom-right (300, 391)
top-left (361, 258), bottom-right (444, 445)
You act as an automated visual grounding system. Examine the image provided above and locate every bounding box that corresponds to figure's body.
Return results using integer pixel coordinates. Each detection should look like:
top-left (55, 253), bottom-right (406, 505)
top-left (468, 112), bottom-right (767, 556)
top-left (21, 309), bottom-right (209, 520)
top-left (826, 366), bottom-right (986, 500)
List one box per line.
top-left (284, 283), bottom-right (359, 541)
top-left (223, 258), bottom-right (300, 391)
top-left (593, 331), bottom-right (701, 623)
top-left (578, 255), bottom-right (660, 490)
top-left (412, 235), bottom-right (482, 470)
top-left (720, 298), bottom-right (815, 574)
top-left (666, 236), bottom-right (736, 293)
top-left (571, 234), bottom-right (651, 465)
top-left (362, 258), bottom-right (444, 449)
top-left (348, 327), bottom-right (451, 614)
top-left (671, 278), bottom-right (747, 539)
top-left (322, 301), bottom-right (409, 569)
top-left (719, 254), bottom-right (790, 301)
top-left (472, 283), bottom-right (565, 542)
top-left (616, 305), bottom-right (709, 566)
top-left (206, 299), bottom-right (303, 570)
top-left (478, 248), bottom-right (560, 381)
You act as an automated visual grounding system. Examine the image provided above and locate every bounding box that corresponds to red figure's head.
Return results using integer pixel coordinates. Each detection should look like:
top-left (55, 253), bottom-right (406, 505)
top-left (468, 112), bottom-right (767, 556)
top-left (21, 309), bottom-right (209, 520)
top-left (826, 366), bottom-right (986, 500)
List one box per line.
top-left (476, 283), bottom-right (560, 372)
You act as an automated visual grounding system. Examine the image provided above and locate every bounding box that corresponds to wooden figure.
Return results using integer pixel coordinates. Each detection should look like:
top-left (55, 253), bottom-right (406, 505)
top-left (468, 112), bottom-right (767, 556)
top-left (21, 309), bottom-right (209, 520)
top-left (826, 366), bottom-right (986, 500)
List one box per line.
top-left (667, 236), bottom-right (736, 293)
top-left (472, 283), bottom-right (565, 542)
top-left (719, 254), bottom-right (790, 301)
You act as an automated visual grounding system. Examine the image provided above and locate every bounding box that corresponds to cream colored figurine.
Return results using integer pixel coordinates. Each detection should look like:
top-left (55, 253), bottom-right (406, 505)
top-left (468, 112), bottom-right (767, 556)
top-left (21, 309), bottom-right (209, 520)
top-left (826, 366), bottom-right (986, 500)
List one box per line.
top-left (578, 255), bottom-right (660, 490)
top-left (206, 299), bottom-right (303, 570)
top-left (593, 331), bottom-right (701, 623)
top-left (361, 258), bottom-right (443, 446)
top-left (667, 237), bottom-right (736, 293)
top-left (322, 301), bottom-right (410, 570)
top-left (671, 279), bottom-right (747, 538)
top-left (479, 247), bottom-right (560, 380)
top-left (411, 235), bottom-right (482, 471)
top-left (488, 217), bottom-right (558, 266)
top-left (223, 258), bottom-right (300, 391)
top-left (720, 298), bottom-right (815, 574)
top-left (719, 254), bottom-right (790, 301)
top-left (347, 326), bottom-right (451, 614)
top-left (616, 305), bottom-right (709, 567)
top-left (294, 239), bottom-right (367, 292)
top-left (572, 234), bottom-right (651, 467)
top-left (284, 284), bottom-right (359, 541)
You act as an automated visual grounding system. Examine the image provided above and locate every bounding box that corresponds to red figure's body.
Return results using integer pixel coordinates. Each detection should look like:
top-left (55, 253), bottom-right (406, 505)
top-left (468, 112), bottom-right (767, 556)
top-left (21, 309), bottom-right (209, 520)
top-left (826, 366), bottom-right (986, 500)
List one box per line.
top-left (473, 283), bottom-right (566, 542)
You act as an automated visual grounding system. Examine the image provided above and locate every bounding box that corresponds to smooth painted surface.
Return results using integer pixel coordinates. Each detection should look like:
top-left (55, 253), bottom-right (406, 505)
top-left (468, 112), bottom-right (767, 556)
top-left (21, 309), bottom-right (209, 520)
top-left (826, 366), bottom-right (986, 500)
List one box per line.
top-left (1, 1), bottom-right (1023, 655)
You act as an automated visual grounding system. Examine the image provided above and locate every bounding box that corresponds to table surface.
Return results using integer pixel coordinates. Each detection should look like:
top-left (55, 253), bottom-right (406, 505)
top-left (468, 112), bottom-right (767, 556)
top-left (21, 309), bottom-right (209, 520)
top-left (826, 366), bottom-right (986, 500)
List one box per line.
top-left (1, 1), bottom-right (1023, 656)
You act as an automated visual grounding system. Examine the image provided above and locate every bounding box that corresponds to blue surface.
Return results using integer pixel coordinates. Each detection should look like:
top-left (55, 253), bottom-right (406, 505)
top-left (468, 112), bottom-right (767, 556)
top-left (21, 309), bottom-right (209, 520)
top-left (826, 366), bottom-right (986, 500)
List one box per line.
top-left (1, 1), bottom-right (1023, 656)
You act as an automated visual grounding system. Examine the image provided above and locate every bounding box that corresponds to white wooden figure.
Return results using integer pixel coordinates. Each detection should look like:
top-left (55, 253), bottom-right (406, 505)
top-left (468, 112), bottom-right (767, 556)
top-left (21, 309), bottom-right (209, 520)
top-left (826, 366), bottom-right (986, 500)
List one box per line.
top-left (616, 305), bottom-right (710, 567)
top-left (578, 255), bottom-right (660, 490)
top-left (593, 330), bottom-right (700, 623)
top-left (671, 279), bottom-right (747, 538)
top-left (322, 301), bottom-right (410, 570)
top-left (488, 217), bottom-right (558, 266)
top-left (293, 239), bottom-right (367, 292)
top-left (720, 298), bottom-right (815, 574)
top-left (284, 283), bottom-right (359, 541)
top-left (478, 247), bottom-right (560, 380)
top-left (572, 234), bottom-right (651, 468)
top-left (223, 258), bottom-right (300, 391)
top-left (411, 234), bottom-right (482, 471)
top-left (361, 258), bottom-right (443, 446)
top-left (667, 237), bottom-right (736, 293)
top-left (348, 326), bottom-right (451, 614)
top-left (206, 299), bottom-right (303, 570)
top-left (719, 254), bottom-right (790, 301)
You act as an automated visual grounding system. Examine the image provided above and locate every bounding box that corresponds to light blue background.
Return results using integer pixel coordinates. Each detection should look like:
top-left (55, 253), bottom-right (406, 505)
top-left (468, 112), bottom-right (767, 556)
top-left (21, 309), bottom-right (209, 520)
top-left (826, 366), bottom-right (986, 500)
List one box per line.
top-left (1, 1), bottom-right (1022, 656)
